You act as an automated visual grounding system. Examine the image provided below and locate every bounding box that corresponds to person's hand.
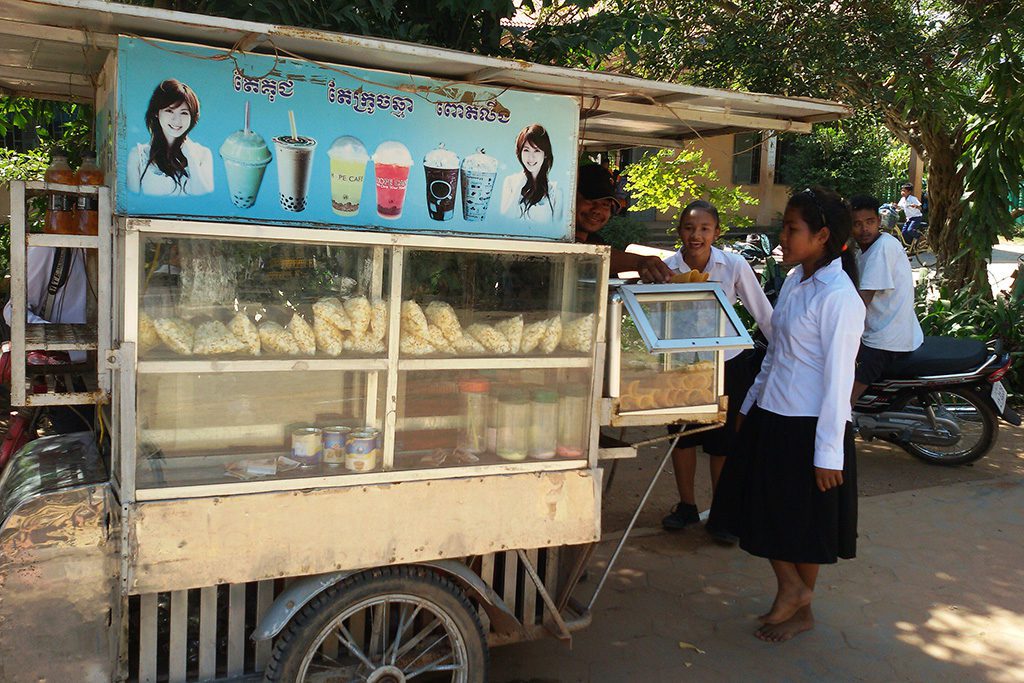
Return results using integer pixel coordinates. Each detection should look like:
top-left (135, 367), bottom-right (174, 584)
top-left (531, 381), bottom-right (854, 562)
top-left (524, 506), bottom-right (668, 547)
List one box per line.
top-left (814, 467), bottom-right (843, 492)
top-left (637, 255), bottom-right (673, 283)
top-left (734, 413), bottom-right (746, 433)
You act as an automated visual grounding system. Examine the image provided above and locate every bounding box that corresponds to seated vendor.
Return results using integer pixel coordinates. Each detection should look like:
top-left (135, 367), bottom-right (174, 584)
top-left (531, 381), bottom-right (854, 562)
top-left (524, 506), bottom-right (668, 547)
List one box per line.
top-left (575, 164), bottom-right (672, 283)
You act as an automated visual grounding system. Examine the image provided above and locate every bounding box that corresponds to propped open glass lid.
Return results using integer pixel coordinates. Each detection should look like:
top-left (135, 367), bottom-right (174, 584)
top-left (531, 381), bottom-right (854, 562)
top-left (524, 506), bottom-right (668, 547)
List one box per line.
top-left (617, 283), bottom-right (753, 353)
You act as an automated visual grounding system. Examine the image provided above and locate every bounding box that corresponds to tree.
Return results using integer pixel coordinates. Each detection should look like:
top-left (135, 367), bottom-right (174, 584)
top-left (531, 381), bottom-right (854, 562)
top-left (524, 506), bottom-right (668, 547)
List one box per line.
top-left (630, 0), bottom-right (1024, 292)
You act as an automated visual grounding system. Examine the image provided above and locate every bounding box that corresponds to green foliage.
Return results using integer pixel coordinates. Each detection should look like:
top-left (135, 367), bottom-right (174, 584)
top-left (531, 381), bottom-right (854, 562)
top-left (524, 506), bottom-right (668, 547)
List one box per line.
top-left (778, 114), bottom-right (906, 201)
top-left (916, 270), bottom-right (1024, 403)
top-left (596, 212), bottom-right (649, 251)
top-left (0, 97), bottom-right (92, 157)
top-left (623, 148), bottom-right (757, 231)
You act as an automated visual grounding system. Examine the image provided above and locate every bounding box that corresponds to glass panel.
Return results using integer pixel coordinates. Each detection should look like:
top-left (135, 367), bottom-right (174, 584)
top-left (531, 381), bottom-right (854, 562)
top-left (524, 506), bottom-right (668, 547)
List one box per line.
top-left (138, 235), bottom-right (389, 359)
top-left (398, 249), bottom-right (601, 357)
top-left (638, 295), bottom-right (739, 344)
top-left (136, 369), bottom-right (384, 489)
top-left (394, 367), bottom-right (592, 471)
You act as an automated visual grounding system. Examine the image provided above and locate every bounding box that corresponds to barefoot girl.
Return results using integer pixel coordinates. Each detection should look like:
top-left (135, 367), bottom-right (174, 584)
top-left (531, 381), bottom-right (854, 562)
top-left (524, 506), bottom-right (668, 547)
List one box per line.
top-left (736, 187), bottom-right (864, 642)
top-left (661, 201), bottom-right (773, 542)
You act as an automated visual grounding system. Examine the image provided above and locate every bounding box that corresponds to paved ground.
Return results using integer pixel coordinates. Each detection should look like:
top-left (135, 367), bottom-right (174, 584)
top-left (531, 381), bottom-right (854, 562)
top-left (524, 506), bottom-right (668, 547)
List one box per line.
top-left (490, 423), bottom-right (1024, 682)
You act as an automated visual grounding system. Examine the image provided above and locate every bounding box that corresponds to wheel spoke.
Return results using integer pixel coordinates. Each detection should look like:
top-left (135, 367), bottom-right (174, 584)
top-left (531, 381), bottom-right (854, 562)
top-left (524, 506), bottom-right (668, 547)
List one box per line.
top-left (388, 603), bottom-right (424, 666)
top-left (393, 616), bottom-right (442, 662)
top-left (401, 631), bottom-right (450, 672)
top-left (335, 622), bottom-right (376, 670)
top-left (406, 653), bottom-right (466, 679)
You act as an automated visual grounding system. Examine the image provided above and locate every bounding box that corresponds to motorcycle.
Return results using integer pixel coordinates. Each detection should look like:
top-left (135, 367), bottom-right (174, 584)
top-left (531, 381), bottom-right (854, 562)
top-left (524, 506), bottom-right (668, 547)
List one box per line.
top-left (730, 232), bottom-right (773, 265)
top-left (853, 336), bottom-right (1020, 466)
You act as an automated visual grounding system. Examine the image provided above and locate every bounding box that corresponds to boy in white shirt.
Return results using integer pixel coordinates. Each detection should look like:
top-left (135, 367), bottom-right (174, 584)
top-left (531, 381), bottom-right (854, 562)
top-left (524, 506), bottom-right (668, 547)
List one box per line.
top-left (897, 183), bottom-right (924, 242)
top-left (850, 195), bottom-right (924, 402)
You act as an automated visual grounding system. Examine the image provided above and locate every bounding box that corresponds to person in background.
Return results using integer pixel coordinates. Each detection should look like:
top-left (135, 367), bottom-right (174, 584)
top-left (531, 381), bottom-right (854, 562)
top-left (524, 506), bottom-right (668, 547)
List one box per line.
top-left (660, 201), bottom-right (773, 542)
top-left (3, 246), bottom-right (92, 433)
top-left (574, 164), bottom-right (672, 283)
top-left (736, 187), bottom-right (864, 643)
top-left (849, 194), bottom-right (923, 403)
top-left (896, 183), bottom-right (924, 242)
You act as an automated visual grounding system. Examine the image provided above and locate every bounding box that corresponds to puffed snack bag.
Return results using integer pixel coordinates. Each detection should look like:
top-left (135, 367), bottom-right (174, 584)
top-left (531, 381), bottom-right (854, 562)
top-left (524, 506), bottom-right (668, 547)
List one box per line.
top-left (229, 311), bottom-right (261, 356)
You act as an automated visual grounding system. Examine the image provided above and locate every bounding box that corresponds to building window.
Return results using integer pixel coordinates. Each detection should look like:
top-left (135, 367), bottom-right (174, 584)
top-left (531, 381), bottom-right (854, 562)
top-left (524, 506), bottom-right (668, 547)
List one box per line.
top-left (732, 132), bottom-right (761, 185)
top-left (774, 135), bottom-right (797, 186)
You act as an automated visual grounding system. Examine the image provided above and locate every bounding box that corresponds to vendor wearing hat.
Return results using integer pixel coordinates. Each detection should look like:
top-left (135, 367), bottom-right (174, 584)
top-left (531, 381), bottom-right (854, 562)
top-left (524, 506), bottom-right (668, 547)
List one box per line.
top-left (575, 164), bottom-right (672, 283)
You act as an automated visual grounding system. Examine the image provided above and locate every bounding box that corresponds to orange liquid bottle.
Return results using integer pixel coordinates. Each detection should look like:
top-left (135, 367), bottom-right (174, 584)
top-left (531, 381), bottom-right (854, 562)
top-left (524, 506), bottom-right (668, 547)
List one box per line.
top-left (75, 153), bottom-right (104, 236)
top-left (44, 153), bottom-right (76, 234)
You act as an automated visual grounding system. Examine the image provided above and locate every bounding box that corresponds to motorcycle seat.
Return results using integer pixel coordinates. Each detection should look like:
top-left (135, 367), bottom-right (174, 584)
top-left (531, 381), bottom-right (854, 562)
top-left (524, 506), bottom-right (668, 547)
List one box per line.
top-left (886, 336), bottom-right (989, 379)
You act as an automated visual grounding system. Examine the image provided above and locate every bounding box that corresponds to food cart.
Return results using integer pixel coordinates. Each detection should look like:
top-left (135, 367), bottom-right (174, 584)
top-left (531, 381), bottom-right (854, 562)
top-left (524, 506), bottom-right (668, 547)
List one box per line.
top-left (0, 2), bottom-right (849, 681)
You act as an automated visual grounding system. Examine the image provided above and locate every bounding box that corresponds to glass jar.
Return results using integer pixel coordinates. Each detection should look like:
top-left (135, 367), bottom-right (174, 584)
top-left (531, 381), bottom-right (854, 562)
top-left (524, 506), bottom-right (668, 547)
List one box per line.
top-left (457, 378), bottom-right (490, 454)
top-left (529, 389), bottom-right (559, 459)
top-left (496, 389), bottom-right (530, 461)
top-left (556, 383), bottom-right (588, 458)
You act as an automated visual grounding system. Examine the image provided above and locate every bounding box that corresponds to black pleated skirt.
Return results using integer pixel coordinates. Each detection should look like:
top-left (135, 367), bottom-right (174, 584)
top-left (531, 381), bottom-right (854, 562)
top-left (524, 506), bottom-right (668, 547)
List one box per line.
top-left (719, 405), bottom-right (858, 564)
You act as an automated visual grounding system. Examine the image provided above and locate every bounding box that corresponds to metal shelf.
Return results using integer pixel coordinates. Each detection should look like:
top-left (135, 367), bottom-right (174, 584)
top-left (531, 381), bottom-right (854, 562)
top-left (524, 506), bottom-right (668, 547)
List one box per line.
top-left (136, 357), bottom-right (390, 374)
top-left (398, 355), bottom-right (592, 371)
top-left (20, 366), bottom-right (106, 407)
top-left (27, 233), bottom-right (102, 249)
top-left (25, 323), bottom-right (98, 351)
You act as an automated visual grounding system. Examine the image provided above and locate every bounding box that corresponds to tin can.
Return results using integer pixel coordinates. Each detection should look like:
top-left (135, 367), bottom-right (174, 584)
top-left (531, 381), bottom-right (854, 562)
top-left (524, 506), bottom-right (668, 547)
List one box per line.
top-left (291, 427), bottom-right (322, 467)
top-left (346, 430), bottom-right (379, 472)
top-left (322, 426), bottom-right (352, 466)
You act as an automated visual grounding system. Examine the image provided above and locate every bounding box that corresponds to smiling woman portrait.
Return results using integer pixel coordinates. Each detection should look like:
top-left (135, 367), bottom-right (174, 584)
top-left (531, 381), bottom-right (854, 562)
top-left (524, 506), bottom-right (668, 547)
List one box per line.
top-left (500, 124), bottom-right (563, 224)
top-left (127, 79), bottom-right (214, 196)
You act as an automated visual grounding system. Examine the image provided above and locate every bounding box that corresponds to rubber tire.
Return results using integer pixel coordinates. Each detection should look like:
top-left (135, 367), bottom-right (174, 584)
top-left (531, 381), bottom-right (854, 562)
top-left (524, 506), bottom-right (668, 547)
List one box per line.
top-left (264, 566), bottom-right (488, 683)
top-left (903, 387), bottom-right (998, 466)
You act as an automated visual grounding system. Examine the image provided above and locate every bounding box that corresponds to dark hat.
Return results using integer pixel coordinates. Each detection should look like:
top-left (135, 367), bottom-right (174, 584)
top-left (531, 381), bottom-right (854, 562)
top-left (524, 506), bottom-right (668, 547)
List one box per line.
top-left (577, 164), bottom-right (620, 213)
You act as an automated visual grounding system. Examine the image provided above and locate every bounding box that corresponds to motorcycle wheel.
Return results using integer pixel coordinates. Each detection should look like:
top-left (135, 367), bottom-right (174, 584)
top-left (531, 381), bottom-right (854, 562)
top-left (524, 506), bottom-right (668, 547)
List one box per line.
top-left (903, 388), bottom-right (997, 466)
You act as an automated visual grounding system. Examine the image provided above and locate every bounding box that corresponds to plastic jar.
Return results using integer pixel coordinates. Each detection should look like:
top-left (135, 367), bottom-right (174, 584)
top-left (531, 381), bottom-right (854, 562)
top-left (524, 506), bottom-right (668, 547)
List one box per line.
top-left (457, 378), bottom-right (490, 454)
top-left (44, 153), bottom-right (76, 234)
top-left (496, 389), bottom-right (530, 461)
top-left (75, 153), bottom-right (104, 235)
top-left (529, 389), bottom-right (559, 459)
top-left (556, 383), bottom-right (588, 458)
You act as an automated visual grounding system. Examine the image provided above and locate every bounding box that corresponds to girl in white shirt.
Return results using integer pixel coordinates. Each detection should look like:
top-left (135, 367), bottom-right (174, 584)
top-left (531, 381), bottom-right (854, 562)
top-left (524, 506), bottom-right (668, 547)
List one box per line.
top-left (499, 124), bottom-right (563, 224)
top-left (660, 201), bottom-right (774, 542)
top-left (127, 79), bottom-right (214, 197)
top-left (736, 187), bottom-right (865, 643)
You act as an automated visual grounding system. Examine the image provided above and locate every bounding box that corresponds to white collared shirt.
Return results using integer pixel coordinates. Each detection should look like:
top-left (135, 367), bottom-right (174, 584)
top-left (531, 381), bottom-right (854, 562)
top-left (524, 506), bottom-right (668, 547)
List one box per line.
top-left (662, 246), bottom-right (774, 359)
top-left (740, 258), bottom-right (865, 470)
top-left (856, 233), bottom-right (923, 352)
top-left (898, 195), bottom-right (922, 219)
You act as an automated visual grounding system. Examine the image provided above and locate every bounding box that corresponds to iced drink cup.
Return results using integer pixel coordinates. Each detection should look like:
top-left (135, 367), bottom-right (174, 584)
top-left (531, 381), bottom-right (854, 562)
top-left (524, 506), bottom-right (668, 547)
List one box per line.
top-left (372, 141), bottom-right (413, 220)
top-left (273, 135), bottom-right (317, 212)
top-left (220, 130), bottom-right (272, 209)
top-left (423, 144), bottom-right (460, 221)
top-left (461, 149), bottom-right (499, 221)
top-left (327, 136), bottom-right (369, 217)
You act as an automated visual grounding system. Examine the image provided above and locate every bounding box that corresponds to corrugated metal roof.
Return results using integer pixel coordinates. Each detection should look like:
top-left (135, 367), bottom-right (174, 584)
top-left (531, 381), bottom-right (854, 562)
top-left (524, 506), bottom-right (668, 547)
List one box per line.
top-left (0, 0), bottom-right (851, 148)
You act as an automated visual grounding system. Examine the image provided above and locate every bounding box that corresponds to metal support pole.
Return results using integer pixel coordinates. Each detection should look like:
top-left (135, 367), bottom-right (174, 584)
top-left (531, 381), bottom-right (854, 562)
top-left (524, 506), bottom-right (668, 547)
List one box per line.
top-left (586, 433), bottom-right (680, 611)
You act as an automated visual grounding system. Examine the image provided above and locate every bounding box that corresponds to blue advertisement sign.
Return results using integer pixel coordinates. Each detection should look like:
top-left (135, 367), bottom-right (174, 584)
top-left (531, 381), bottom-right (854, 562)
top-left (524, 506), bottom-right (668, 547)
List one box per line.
top-left (115, 37), bottom-right (580, 241)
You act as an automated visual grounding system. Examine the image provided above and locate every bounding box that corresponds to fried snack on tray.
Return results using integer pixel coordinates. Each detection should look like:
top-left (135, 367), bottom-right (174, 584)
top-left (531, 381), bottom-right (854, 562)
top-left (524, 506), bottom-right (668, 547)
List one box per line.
top-left (561, 313), bottom-right (595, 353)
top-left (287, 313), bottom-right (316, 356)
top-left (670, 270), bottom-right (711, 283)
top-left (466, 323), bottom-right (511, 355)
top-left (344, 296), bottom-right (372, 337)
top-left (494, 315), bottom-right (524, 354)
top-left (424, 324), bottom-right (454, 354)
top-left (258, 321), bottom-right (300, 355)
top-left (138, 311), bottom-right (161, 353)
top-left (539, 315), bottom-right (562, 354)
top-left (313, 297), bottom-right (352, 333)
top-left (424, 301), bottom-right (463, 343)
top-left (313, 315), bottom-right (345, 356)
top-left (193, 320), bottom-right (246, 355)
top-left (369, 299), bottom-right (388, 343)
top-left (229, 312), bottom-right (261, 355)
top-left (153, 317), bottom-right (194, 355)
top-left (520, 319), bottom-right (548, 354)
top-left (400, 300), bottom-right (430, 338)
top-left (453, 334), bottom-right (486, 354)
top-left (400, 331), bottom-right (435, 355)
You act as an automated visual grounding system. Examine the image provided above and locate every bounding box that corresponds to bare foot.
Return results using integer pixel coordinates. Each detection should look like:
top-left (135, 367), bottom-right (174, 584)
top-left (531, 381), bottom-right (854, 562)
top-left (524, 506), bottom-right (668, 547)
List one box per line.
top-left (759, 584), bottom-right (812, 624)
top-left (755, 606), bottom-right (815, 642)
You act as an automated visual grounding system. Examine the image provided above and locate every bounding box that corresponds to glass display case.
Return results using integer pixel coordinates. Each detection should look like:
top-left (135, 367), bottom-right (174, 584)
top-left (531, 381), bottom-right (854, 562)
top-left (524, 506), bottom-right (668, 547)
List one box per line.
top-left (605, 283), bottom-right (752, 423)
top-left (125, 222), bottom-right (606, 495)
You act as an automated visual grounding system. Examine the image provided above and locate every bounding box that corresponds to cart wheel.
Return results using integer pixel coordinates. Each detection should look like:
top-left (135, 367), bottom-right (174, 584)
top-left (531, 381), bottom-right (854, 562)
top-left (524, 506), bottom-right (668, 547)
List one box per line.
top-left (264, 566), bottom-right (488, 683)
